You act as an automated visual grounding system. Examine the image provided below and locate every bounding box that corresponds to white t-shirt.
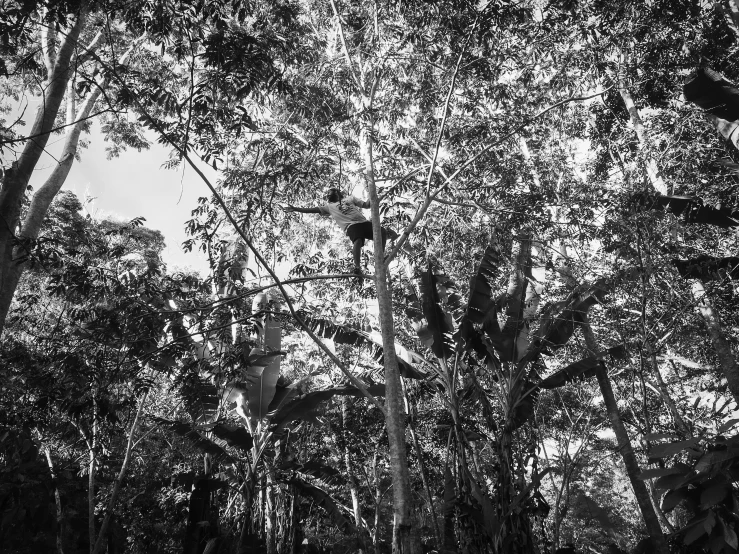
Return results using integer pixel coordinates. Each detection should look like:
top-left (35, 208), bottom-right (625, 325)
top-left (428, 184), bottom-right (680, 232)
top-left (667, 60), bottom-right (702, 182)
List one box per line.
top-left (317, 195), bottom-right (369, 232)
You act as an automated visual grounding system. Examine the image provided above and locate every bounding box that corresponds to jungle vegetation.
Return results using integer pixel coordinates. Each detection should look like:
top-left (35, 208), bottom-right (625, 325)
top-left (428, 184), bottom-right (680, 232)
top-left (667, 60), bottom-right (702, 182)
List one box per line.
top-left (2, 0), bottom-right (739, 553)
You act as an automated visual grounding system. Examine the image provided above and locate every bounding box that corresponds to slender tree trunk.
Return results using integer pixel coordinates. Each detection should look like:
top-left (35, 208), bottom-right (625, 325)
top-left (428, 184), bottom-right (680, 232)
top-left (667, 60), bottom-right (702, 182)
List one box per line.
top-left (360, 110), bottom-right (418, 554)
top-left (690, 279), bottom-right (739, 404)
top-left (624, 56), bottom-right (739, 405)
top-left (341, 397), bottom-right (363, 529)
top-left (0, 6), bottom-right (89, 337)
top-left (44, 448), bottom-right (65, 554)
top-left (0, 13), bottom-right (145, 338)
top-left (617, 81), bottom-right (666, 195)
top-left (580, 316), bottom-right (669, 554)
top-left (648, 349), bottom-right (690, 437)
top-left (91, 392), bottom-right (148, 554)
top-left (405, 387), bottom-right (440, 550)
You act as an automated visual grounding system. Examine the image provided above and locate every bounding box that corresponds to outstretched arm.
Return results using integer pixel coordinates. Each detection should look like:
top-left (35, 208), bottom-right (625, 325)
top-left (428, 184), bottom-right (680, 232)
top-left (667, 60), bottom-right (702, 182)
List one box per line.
top-left (283, 205), bottom-right (322, 214)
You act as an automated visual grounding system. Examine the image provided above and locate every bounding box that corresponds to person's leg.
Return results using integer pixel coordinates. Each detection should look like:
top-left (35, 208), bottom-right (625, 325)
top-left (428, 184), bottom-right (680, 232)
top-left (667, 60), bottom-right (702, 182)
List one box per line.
top-left (352, 238), bottom-right (364, 272)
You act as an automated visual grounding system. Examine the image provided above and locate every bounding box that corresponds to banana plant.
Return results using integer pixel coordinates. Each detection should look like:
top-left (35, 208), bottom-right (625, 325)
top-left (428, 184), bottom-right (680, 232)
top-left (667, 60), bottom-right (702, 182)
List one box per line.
top-left (157, 286), bottom-right (387, 552)
top-left (403, 238), bottom-right (621, 554)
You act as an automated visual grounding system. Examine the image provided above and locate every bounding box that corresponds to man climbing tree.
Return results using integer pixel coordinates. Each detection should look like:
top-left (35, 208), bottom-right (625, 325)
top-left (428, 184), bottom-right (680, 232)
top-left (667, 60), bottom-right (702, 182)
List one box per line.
top-left (283, 187), bottom-right (397, 275)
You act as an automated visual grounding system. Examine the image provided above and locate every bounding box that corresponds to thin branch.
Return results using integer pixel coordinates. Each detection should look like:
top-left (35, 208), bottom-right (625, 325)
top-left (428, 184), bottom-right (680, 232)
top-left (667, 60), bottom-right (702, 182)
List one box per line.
top-left (78, 28), bottom-right (104, 64)
top-left (385, 86), bottom-right (613, 263)
top-left (152, 273), bottom-right (375, 315)
top-left (329, 0), bottom-right (363, 92)
top-left (0, 107), bottom-right (118, 146)
top-left (91, 390), bottom-right (148, 554)
top-left (424, 23), bottom-right (474, 197)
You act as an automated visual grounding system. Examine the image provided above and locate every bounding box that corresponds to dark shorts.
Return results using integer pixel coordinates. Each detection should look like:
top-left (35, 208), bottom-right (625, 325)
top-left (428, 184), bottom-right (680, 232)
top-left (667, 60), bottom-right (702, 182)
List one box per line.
top-left (346, 221), bottom-right (386, 243)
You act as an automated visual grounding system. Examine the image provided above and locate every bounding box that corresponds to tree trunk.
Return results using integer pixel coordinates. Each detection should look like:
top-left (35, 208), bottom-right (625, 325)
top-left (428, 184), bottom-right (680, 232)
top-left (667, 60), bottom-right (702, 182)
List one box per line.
top-left (648, 349), bottom-right (690, 437)
top-left (690, 279), bottom-right (739, 404)
top-left (0, 5), bottom-right (89, 337)
top-left (359, 103), bottom-right (418, 553)
top-left (91, 392), bottom-right (148, 554)
top-left (617, 81), bottom-right (666, 194)
top-left (88, 394), bottom-right (98, 554)
top-left (406, 392), bottom-right (440, 550)
top-left (44, 448), bottom-right (65, 554)
top-left (580, 316), bottom-right (669, 554)
top-left (341, 397), bottom-right (364, 529)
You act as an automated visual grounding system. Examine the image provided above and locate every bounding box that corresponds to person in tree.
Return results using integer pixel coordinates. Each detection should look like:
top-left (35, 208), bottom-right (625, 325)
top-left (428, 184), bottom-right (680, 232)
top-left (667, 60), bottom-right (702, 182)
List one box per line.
top-left (283, 187), bottom-right (398, 275)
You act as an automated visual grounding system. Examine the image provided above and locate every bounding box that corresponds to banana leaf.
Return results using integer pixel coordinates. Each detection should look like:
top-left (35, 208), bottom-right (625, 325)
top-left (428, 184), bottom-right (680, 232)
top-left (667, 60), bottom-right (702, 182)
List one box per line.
top-left (210, 423), bottom-right (253, 451)
top-left (180, 374), bottom-right (219, 424)
top-left (307, 314), bottom-right (428, 379)
top-left (154, 417), bottom-right (233, 462)
top-left (673, 255), bottom-right (739, 281)
top-left (270, 385), bottom-right (386, 433)
top-left (279, 460), bottom-right (341, 483)
top-left (539, 344), bottom-right (626, 389)
top-left (243, 349), bottom-right (284, 423)
top-left (464, 245), bottom-right (503, 324)
top-left (289, 478), bottom-right (355, 533)
top-left (412, 263), bottom-right (456, 360)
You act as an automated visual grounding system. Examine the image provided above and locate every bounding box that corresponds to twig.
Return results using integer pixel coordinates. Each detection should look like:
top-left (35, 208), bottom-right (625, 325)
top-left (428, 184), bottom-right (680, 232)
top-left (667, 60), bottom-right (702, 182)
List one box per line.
top-left (385, 86), bottom-right (613, 263)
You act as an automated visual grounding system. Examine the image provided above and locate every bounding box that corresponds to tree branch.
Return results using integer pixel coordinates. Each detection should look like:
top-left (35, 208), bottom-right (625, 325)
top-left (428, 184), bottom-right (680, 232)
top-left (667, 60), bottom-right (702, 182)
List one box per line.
top-left (424, 23), bottom-right (474, 198)
top-left (385, 87), bottom-right (613, 263)
top-left (329, 0), bottom-right (363, 93)
top-left (91, 389), bottom-right (149, 554)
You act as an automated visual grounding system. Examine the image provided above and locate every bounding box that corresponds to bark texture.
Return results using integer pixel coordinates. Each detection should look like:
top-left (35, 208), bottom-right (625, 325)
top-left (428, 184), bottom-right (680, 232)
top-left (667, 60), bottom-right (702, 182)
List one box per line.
top-left (690, 279), bottom-right (739, 404)
top-left (0, 7), bottom-right (89, 334)
top-left (360, 117), bottom-right (419, 554)
top-left (580, 316), bottom-right (669, 554)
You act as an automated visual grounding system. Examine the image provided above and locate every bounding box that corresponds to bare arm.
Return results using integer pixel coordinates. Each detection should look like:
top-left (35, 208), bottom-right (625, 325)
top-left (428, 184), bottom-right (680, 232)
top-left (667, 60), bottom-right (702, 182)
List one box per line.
top-left (283, 205), bottom-right (322, 214)
top-left (353, 197), bottom-right (370, 209)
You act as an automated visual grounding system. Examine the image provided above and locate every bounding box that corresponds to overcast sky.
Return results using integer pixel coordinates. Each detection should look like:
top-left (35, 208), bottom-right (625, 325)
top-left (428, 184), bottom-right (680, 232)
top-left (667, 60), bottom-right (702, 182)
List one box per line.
top-left (16, 105), bottom-right (215, 274)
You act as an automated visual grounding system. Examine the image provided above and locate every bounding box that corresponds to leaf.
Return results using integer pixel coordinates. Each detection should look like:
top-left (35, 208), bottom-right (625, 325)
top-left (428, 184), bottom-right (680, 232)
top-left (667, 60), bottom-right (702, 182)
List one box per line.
top-left (294, 461), bottom-right (341, 482)
top-left (649, 438), bottom-right (700, 459)
top-left (509, 382), bottom-right (539, 431)
top-left (539, 358), bottom-right (600, 389)
top-left (695, 450), bottom-right (739, 472)
top-left (366, 332), bottom-right (428, 379)
top-left (154, 417), bottom-right (232, 462)
top-left (270, 385), bottom-right (386, 432)
top-left (633, 192), bottom-right (739, 228)
top-left (181, 376), bottom-right (219, 424)
top-left (725, 523), bottom-right (738, 550)
top-left (308, 316), bottom-right (427, 379)
top-left (463, 245), bottom-right (502, 325)
top-left (416, 263), bottom-right (455, 359)
top-left (683, 518), bottom-right (708, 545)
top-left (644, 433), bottom-right (681, 442)
top-left (442, 467), bottom-right (456, 517)
top-left (463, 466), bottom-right (499, 540)
top-left (684, 67), bottom-right (739, 122)
top-left (638, 467), bottom-right (684, 480)
top-left (662, 488), bottom-right (689, 512)
top-left (243, 349), bottom-right (283, 423)
top-left (700, 478), bottom-right (729, 507)
top-left (654, 470), bottom-right (691, 491)
top-left (578, 493), bottom-right (616, 532)
top-left (719, 419), bottom-right (739, 434)
top-left (289, 478), bottom-right (355, 533)
top-left (210, 424), bottom-right (253, 451)
top-left (539, 345), bottom-right (624, 389)
top-left (532, 280), bottom-right (612, 356)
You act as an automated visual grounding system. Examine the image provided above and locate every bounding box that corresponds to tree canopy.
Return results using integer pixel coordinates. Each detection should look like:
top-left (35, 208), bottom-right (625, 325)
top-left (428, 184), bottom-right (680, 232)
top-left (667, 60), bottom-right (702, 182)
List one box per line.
top-left (2, 1), bottom-right (739, 554)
